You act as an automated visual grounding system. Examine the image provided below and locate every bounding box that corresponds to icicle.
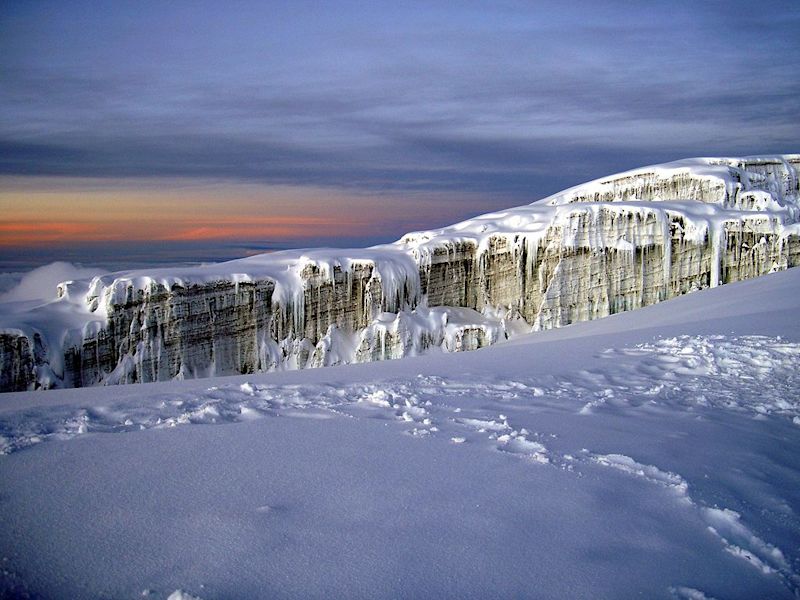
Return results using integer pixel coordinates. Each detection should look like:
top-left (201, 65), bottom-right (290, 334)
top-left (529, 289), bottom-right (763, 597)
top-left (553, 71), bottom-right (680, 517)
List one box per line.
top-left (661, 211), bottom-right (672, 299)
top-left (710, 223), bottom-right (725, 288)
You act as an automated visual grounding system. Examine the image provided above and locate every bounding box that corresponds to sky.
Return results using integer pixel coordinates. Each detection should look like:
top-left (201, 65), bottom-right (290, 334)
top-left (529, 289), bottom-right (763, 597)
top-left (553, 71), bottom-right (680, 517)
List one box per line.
top-left (1, 0), bottom-right (799, 266)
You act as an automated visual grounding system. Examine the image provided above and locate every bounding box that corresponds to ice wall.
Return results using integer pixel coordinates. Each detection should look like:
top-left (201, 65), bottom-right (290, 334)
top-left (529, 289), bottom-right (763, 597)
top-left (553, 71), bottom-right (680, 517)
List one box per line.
top-left (2, 155), bottom-right (799, 391)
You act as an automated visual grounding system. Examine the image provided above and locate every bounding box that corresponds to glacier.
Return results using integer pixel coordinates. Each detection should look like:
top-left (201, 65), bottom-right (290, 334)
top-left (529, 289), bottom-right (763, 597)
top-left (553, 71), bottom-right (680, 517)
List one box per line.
top-left (1, 154), bottom-right (799, 392)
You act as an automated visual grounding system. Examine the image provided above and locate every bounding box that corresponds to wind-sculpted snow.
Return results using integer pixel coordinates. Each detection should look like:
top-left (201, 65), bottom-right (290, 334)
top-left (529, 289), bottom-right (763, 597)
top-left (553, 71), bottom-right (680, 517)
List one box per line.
top-left (3, 334), bottom-right (797, 453)
top-left (592, 454), bottom-right (800, 594)
top-left (2, 155), bottom-right (799, 391)
top-left (580, 335), bottom-right (800, 418)
top-left (1, 333), bottom-right (798, 595)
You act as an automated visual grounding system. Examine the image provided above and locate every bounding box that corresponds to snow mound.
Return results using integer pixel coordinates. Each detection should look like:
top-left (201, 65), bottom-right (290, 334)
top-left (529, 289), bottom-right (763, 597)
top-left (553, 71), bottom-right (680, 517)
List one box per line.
top-left (167, 591), bottom-right (204, 600)
top-left (669, 587), bottom-right (719, 600)
top-left (0, 262), bottom-right (106, 303)
top-left (592, 453), bottom-right (689, 497)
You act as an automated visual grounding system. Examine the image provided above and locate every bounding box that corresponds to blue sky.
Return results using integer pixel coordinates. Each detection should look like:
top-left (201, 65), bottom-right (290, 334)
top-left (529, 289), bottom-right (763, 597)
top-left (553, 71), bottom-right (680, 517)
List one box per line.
top-left (0, 0), bottom-right (798, 255)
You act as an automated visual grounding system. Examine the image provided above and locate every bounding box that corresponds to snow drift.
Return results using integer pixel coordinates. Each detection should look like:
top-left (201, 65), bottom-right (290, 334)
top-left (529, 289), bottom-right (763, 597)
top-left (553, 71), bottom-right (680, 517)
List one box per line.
top-left (2, 155), bottom-right (799, 391)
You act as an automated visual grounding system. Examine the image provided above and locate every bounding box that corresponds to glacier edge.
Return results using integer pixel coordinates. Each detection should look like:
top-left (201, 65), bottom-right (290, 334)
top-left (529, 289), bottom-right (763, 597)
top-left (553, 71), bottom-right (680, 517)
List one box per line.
top-left (2, 154), bottom-right (800, 392)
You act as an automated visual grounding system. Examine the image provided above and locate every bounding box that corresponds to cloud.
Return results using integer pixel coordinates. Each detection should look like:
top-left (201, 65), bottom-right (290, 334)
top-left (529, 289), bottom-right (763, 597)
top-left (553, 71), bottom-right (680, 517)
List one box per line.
top-left (1, 0), bottom-right (798, 203)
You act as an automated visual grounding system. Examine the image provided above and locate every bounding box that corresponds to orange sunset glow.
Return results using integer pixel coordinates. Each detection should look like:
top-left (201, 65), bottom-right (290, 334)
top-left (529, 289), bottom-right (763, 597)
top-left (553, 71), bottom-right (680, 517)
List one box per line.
top-left (0, 176), bottom-right (496, 247)
top-left (0, 221), bottom-right (103, 245)
top-left (0, 217), bottom-right (360, 246)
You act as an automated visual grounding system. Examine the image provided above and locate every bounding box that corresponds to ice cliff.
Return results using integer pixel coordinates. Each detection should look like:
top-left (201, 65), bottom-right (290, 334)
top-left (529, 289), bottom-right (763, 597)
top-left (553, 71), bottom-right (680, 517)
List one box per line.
top-left (2, 155), bottom-right (799, 392)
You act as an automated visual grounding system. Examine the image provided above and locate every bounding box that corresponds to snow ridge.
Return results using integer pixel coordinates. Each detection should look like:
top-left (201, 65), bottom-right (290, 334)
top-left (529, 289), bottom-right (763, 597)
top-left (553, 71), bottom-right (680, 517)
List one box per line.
top-left (591, 451), bottom-right (800, 594)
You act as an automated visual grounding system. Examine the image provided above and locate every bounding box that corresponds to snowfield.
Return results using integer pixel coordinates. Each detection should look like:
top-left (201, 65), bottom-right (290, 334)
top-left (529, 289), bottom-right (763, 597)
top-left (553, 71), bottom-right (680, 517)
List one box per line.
top-left (1, 268), bottom-right (799, 599)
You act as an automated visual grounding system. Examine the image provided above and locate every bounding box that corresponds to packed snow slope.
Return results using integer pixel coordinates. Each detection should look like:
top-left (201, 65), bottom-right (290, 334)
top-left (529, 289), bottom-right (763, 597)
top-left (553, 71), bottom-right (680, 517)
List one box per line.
top-left (0, 267), bottom-right (799, 599)
top-left (1, 155), bottom-right (799, 391)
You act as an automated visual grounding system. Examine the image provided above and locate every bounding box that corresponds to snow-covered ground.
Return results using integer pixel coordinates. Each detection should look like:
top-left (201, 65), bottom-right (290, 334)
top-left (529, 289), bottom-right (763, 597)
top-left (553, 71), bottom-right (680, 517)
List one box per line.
top-left (1, 268), bottom-right (799, 599)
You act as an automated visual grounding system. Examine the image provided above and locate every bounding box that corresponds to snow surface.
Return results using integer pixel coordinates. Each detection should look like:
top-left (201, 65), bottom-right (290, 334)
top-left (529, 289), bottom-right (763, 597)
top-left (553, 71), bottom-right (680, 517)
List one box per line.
top-left (0, 267), bottom-right (799, 599)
